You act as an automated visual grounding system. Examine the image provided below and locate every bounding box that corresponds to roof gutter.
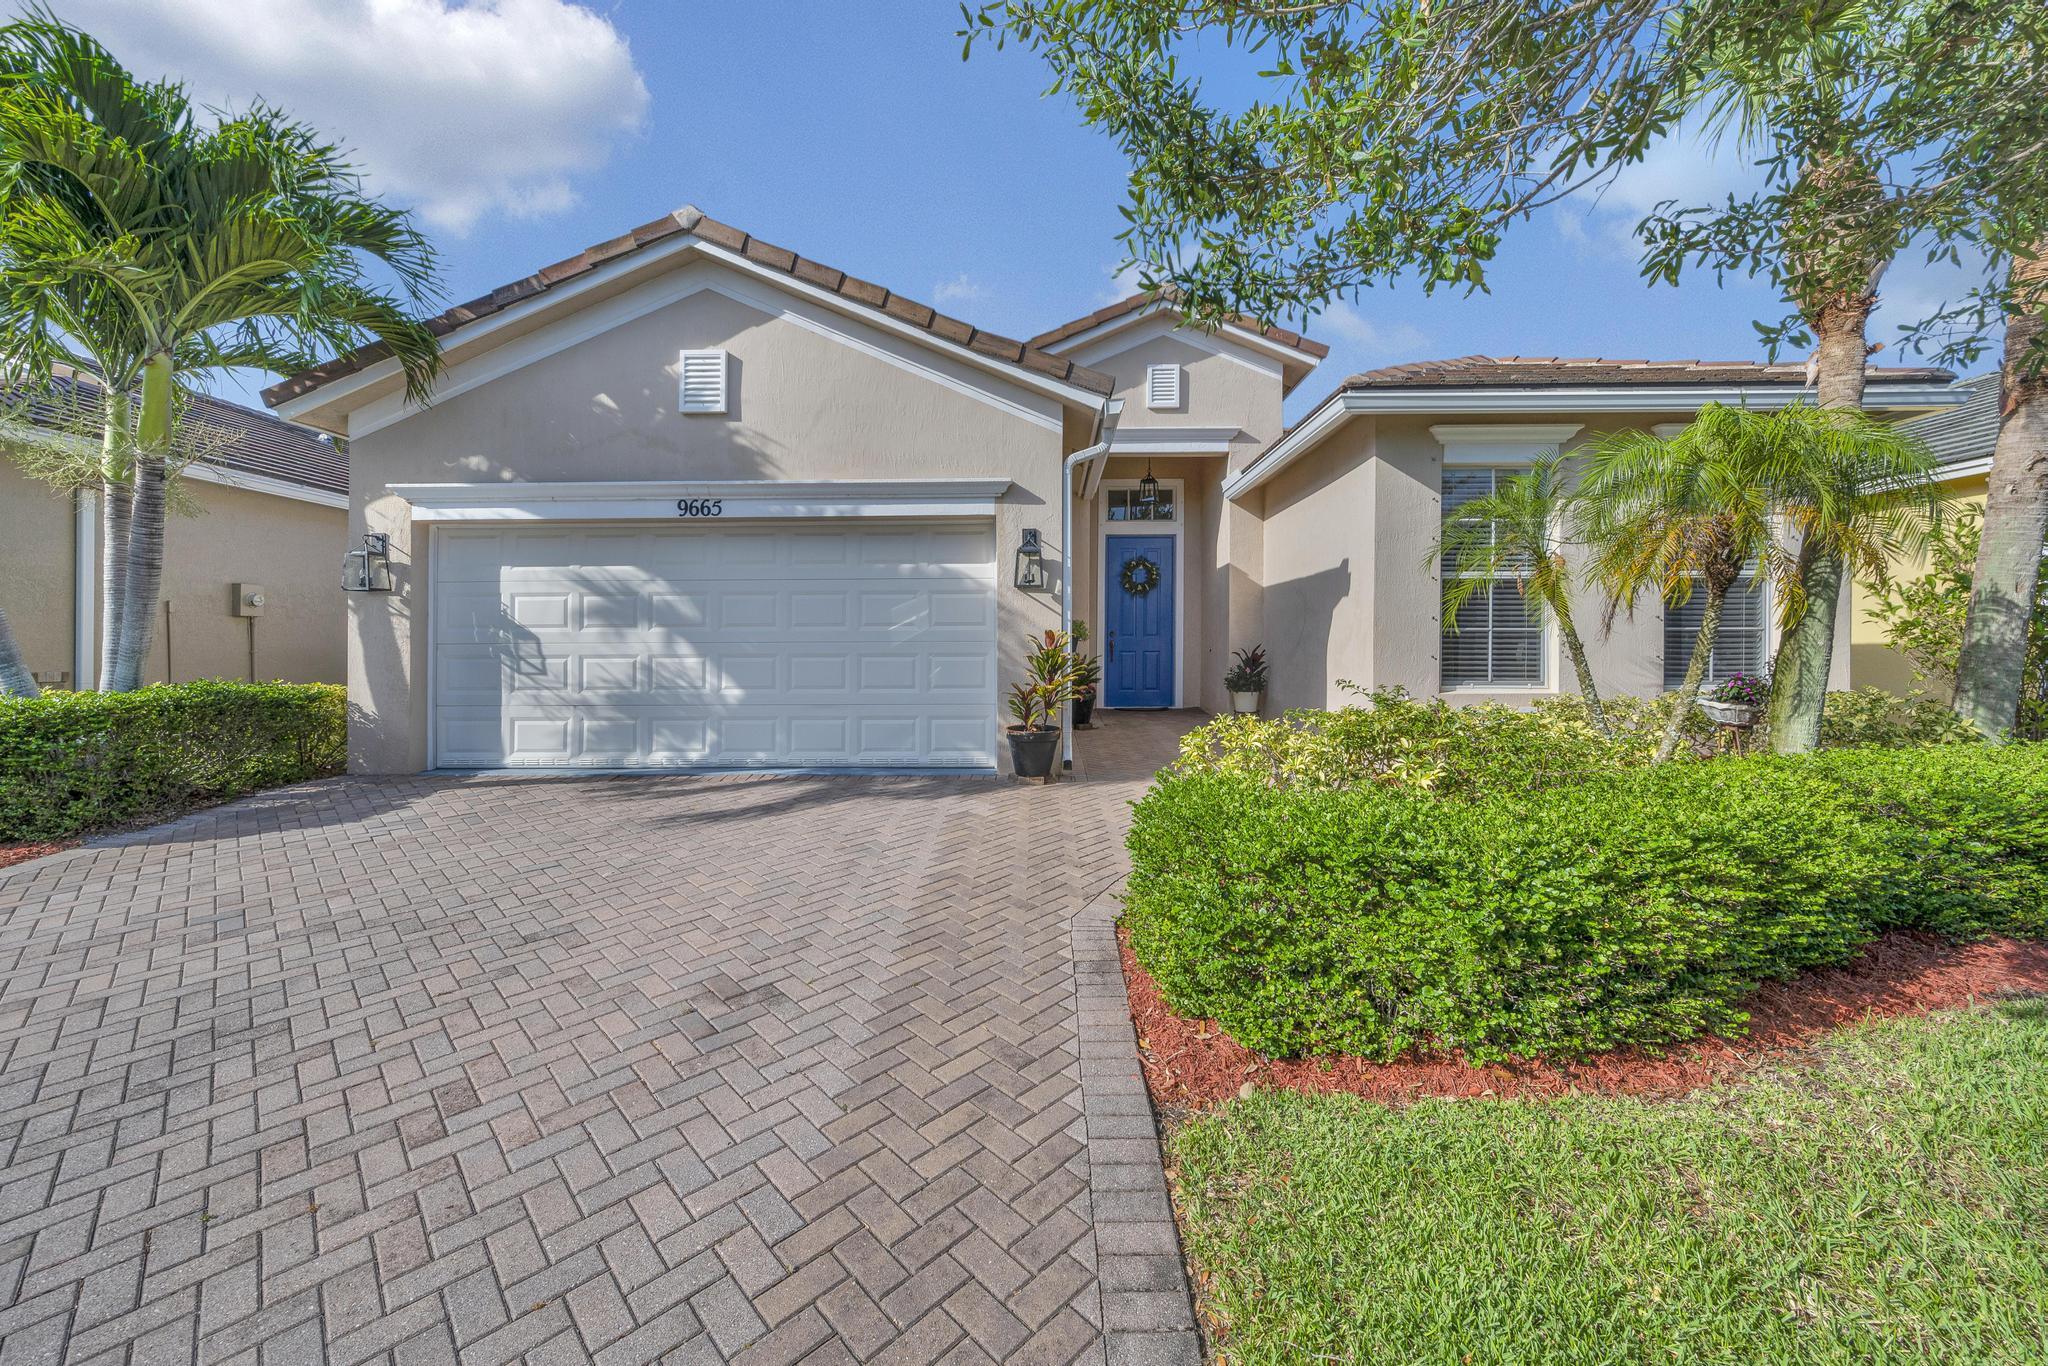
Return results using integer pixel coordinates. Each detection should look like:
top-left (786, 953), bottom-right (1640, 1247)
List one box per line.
top-left (1222, 382), bottom-right (1969, 501)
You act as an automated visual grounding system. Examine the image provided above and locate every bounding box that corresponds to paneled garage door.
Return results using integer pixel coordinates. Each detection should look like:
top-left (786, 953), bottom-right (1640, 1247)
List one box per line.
top-left (431, 521), bottom-right (997, 769)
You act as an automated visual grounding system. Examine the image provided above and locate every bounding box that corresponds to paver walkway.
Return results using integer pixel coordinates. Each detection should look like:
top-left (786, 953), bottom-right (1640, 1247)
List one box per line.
top-left (0, 713), bottom-right (1200, 1366)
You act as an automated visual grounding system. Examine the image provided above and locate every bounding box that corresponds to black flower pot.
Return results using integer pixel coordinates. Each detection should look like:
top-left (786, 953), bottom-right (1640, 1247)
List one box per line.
top-left (1072, 691), bottom-right (1096, 728)
top-left (1006, 726), bottom-right (1062, 780)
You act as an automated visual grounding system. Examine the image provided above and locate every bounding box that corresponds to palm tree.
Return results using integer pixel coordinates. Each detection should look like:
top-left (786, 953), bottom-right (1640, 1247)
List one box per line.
top-left (1430, 454), bottom-right (1610, 735)
top-left (1575, 405), bottom-right (1802, 762)
top-left (1759, 404), bottom-right (1944, 750)
top-left (0, 11), bottom-right (442, 690)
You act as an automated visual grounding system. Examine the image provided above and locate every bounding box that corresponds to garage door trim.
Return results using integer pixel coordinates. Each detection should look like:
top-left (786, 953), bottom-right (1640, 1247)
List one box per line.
top-left (392, 477), bottom-right (1012, 522)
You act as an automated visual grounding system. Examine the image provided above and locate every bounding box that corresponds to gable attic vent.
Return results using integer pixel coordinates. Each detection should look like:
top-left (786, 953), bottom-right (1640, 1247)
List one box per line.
top-left (1146, 363), bottom-right (1183, 410)
top-left (678, 349), bottom-right (729, 414)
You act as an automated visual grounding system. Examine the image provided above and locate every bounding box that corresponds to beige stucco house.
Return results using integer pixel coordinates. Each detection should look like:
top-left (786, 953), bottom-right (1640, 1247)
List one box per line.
top-left (2, 376), bottom-right (348, 690)
top-left (263, 205), bottom-right (1962, 774)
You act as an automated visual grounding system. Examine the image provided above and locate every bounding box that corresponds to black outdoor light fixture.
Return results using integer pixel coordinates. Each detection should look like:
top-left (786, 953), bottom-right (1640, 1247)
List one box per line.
top-left (1015, 527), bottom-right (1049, 590)
top-left (1137, 461), bottom-right (1160, 509)
top-left (342, 532), bottom-right (395, 593)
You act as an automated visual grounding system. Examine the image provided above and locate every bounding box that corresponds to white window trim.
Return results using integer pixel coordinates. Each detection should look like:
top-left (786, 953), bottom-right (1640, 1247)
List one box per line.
top-left (1437, 460), bottom-right (1561, 693)
top-left (1096, 476), bottom-right (1186, 710)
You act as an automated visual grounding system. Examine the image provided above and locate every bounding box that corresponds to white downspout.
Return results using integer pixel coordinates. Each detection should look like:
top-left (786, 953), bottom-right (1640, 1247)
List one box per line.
top-left (73, 490), bottom-right (96, 691)
top-left (1062, 398), bottom-right (1122, 765)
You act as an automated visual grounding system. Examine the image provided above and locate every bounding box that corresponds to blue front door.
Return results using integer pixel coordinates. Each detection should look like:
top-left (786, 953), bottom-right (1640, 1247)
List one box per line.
top-left (1106, 534), bottom-right (1174, 707)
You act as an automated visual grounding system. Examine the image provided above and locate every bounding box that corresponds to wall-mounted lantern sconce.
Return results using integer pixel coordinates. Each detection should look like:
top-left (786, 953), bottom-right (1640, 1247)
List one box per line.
top-left (1014, 528), bottom-right (1049, 590)
top-left (342, 532), bottom-right (395, 592)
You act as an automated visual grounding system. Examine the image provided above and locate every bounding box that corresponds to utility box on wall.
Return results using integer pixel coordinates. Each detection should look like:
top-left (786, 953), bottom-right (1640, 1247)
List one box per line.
top-left (231, 583), bottom-right (267, 617)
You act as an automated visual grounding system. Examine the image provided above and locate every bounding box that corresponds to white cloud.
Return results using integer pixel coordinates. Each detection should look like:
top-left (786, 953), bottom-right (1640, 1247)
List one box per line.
top-left (1558, 118), bottom-right (1763, 259)
top-left (52, 0), bottom-right (650, 234)
top-left (1314, 302), bottom-right (1429, 358)
top-left (1097, 261), bottom-right (1149, 306)
top-left (931, 273), bottom-right (990, 308)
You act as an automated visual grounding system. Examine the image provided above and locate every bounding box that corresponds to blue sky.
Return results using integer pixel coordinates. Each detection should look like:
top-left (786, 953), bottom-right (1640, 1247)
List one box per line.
top-left (50, 0), bottom-right (1994, 419)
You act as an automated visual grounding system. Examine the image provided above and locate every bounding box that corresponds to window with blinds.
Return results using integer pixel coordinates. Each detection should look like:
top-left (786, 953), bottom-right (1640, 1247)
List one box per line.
top-left (1440, 467), bottom-right (1544, 688)
top-left (1664, 575), bottom-right (1767, 687)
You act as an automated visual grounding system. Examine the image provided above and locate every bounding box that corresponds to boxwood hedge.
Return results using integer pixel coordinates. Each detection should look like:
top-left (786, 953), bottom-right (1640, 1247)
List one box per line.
top-left (1124, 743), bottom-right (2048, 1063)
top-left (0, 681), bottom-right (346, 843)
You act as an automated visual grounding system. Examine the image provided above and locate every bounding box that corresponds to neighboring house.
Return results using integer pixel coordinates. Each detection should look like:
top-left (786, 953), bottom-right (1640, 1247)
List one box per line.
top-left (1849, 372), bottom-right (2001, 695)
top-left (0, 371), bottom-right (349, 690)
top-left (264, 205), bottom-right (1961, 774)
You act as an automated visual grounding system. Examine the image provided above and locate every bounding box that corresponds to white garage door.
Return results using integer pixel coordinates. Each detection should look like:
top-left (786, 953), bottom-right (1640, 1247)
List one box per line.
top-left (431, 521), bottom-right (997, 769)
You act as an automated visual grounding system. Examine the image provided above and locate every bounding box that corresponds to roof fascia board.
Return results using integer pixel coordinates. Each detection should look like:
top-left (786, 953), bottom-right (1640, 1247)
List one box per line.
top-left (183, 461), bottom-right (348, 508)
top-left (280, 235), bottom-right (1107, 429)
top-left (341, 261), bottom-right (1068, 440)
top-left (1046, 302), bottom-right (1304, 371)
top-left (1224, 382), bottom-right (1966, 500)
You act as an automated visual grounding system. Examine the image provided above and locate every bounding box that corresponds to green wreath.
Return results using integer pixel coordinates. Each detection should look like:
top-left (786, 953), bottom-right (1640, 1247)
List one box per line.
top-left (1120, 554), bottom-right (1162, 597)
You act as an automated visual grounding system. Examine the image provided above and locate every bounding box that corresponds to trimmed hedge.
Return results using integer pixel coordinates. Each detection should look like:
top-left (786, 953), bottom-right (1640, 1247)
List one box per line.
top-left (1125, 744), bottom-right (2048, 1064)
top-left (0, 681), bottom-right (346, 842)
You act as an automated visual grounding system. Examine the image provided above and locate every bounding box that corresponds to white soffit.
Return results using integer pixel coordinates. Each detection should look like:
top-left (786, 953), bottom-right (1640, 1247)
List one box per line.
top-left (277, 239), bottom-right (1104, 435)
top-left (1223, 382), bottom-right (1966, 500)
top-left (388, 478), bottom-right (1011, 522)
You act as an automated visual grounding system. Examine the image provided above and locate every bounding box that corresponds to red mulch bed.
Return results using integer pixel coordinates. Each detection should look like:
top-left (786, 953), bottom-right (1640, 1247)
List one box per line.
top-left (1122, 928), bottom-right (2048, 1108)
top-left (0, 841), bottom-right (74, 871)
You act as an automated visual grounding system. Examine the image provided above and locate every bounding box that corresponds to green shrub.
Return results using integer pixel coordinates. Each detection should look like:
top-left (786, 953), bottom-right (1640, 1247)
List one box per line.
top-left (1126, 743), bottom-right (2048, 1063)
top-left (1815, 686), bottom-right (1981, 749)
top-left (0, 681), bottom-right (346, 842)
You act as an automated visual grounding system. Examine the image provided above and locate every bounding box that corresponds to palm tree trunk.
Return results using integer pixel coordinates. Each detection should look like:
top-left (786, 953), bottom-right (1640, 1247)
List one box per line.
top-left (109, 355), bottom-right (173, 692)
top-left (96, 392), bottom-right (131, 691)
top-left (0, 605), bottom-right (39, 697)
top-left (1768, 280), bottom-right (1880, 753)
top-left (1955, 252), bottom-right (2048, 738)
top-left (1554, 596), bottom-right (1610, 736)
top-left (1658, 581), bottom-right (1730, 763)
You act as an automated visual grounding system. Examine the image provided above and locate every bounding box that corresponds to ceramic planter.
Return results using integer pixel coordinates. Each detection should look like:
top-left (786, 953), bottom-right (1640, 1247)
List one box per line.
top-left (1006, 726), bottom-right (1062, 779)
top-left (1698, 698), bottom-right (1762, 727)
top-left (1230, 690), bottom-right (1264, 715)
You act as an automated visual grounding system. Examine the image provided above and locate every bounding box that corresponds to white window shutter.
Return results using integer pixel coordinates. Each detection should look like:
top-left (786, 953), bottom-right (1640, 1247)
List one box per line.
top-left (679, 349), bottom-right (729, 414)
top-left (1145, 363), bottom-right (1183, 410)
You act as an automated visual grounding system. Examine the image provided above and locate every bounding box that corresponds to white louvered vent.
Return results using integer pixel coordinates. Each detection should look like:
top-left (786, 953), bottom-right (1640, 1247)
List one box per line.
top-left (678, 349), bottom-right (729, 414)
top-left (1145, 363), bottom-right (1183, 410)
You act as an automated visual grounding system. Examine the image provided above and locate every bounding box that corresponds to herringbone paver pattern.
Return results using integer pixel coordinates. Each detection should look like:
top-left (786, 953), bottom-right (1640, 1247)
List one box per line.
top-left (0, 713), bottom-right (1199, 1365)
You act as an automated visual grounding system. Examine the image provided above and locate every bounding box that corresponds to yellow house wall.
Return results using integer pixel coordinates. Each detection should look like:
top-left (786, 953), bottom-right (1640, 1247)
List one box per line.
top-left (1850, 473), bottom-right (1989, 696)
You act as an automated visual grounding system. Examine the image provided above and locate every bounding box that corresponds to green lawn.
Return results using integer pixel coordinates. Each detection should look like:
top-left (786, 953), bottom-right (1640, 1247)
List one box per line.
top-left (1168, 1003), bottom-right (2048, 1364)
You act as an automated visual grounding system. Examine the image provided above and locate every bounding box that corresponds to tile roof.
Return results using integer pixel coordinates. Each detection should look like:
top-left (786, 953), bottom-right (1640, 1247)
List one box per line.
top-left (1338, 354), bottom-right (1954, 388)
top-left (12, 367), bottom-right (345, 495)
top-left (1897, 373), bottom-right (2000, 467)
top-left (1027, 290), bottom-right (1331, 359)
top-left (264, 206), bottom-right (1117, 408)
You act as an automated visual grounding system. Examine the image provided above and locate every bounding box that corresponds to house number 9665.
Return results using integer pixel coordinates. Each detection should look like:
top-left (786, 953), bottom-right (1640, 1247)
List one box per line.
top-left (676, 498), bottom-right (724, 517)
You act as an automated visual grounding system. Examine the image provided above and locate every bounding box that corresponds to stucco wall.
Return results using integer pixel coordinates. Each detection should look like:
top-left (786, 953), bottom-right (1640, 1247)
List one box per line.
top-left (0, 457), bottom-right (344, 688)
top-left (1851, 474), bottom-right (1988, 696)
top-left (1254, 410), bottom-right (1854, 711)
top-left (344, 263), bottom-right (1072, 772)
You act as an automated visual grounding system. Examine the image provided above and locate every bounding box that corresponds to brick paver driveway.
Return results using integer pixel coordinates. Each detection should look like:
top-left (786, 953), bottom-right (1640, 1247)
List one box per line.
top-left (0, 713), bottom-right (1200, 1366)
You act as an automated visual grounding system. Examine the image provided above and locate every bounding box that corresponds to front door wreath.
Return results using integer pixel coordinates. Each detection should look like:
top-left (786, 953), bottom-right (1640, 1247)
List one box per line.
top-left (1120, 554), bottom-right (1162, 597)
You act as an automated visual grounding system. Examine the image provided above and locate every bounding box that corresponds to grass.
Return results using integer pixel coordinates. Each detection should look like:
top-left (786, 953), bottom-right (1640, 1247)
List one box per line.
top-left (1167, 1002), bottom-right (2048, 1364)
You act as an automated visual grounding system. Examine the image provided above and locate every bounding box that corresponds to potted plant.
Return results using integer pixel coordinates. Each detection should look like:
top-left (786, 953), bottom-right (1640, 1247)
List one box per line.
top-left (1070, 620), bottom-right (1101, 728)
top-left (1006, 629), bottom-right (1076, 781)
top-left (1224, 645), bottom-right (1269, 715)
top-left (1697, 671), bottom-right (1768, 727)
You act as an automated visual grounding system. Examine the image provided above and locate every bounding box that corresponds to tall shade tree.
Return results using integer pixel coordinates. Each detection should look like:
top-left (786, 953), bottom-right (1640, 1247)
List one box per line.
top-left (0, 11), bottom-right (442, 690)
top-left (1428, 455), bottom-right (1610, 734)
top-left (1574, 405), bottom-right (1804, 762)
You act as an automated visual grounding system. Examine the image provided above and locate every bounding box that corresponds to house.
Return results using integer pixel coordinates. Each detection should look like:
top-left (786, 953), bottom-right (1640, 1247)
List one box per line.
top-left (263, 205), bottom-right (1960, 773)
top-left (1849, 372), bottom-right (2002, 695)
top-left (0, 371), bottom-right (349, 690)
